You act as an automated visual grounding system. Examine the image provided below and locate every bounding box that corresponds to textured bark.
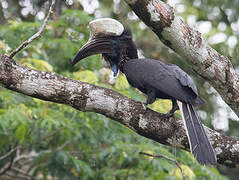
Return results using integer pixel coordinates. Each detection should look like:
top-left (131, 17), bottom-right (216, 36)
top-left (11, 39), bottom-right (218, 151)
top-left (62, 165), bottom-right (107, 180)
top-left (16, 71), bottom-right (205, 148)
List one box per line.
top-left (124, 0), bottom-right (239, 117)
top-left (0, 54), bottom-right (239, 167)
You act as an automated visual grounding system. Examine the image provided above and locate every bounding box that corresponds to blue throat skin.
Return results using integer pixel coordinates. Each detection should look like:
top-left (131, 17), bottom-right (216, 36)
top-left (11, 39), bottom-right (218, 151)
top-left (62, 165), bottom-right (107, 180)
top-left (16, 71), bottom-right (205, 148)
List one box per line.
top-left (112, 64), bottom-right (118, 77)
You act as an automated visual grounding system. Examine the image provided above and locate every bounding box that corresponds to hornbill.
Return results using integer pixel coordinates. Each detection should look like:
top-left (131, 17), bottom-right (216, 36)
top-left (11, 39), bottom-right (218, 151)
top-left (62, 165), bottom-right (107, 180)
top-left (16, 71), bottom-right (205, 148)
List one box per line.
top-left (72, 18), bottom-right (217, 165)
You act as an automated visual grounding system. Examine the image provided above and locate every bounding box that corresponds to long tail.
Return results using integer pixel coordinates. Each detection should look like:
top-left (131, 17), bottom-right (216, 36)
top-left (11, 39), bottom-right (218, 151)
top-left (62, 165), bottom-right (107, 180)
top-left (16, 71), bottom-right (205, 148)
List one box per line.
top-left (177, 101), bottom-right (217, 165)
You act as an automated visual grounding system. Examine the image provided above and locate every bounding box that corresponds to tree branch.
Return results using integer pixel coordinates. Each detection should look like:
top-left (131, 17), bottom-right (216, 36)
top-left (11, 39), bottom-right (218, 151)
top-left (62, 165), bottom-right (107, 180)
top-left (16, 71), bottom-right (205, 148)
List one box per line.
top-left (124, 0), bottom-right (239, 117)
top-left (0, 146), bottom-right (19, 162)
top-left (0, 154), bottom-right (14, 175)
top-left (8, 0), bottom-right (56, 59)
top-left (140, 152), bottom-right (185, 180)
top-left (0, 54), bottom-right (239, 167)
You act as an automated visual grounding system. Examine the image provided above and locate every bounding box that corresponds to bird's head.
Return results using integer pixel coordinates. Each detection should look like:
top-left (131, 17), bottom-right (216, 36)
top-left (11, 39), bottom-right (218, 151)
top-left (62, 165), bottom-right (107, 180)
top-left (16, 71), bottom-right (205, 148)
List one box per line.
top-left (72, 18), bottom-right (138, 77)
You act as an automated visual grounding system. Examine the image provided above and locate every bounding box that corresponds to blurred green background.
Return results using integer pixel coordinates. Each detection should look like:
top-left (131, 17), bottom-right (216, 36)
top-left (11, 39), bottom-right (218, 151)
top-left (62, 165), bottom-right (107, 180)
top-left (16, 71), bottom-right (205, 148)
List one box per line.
top-left (0, 0), bottom-right (238, 179)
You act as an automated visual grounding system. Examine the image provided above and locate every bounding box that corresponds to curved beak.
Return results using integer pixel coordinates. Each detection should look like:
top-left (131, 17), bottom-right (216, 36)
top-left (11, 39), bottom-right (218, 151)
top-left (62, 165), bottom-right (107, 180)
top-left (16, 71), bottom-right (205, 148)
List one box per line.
top-left (72, 37), bottom-right (114, 66)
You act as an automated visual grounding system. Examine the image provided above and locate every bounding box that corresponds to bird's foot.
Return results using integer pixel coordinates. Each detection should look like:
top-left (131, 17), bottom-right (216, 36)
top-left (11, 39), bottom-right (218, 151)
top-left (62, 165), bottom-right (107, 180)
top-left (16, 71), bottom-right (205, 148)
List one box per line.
top-left (161, 111), bottom-right (175, 118)
top-left (161, 106), bottom-right (178, 118)
top-left (161, 99), bottom-right (179, 118)
top-left (140, 101), bottom-right (148, 113)
top-left (139, 101), bottom-right (147, 114)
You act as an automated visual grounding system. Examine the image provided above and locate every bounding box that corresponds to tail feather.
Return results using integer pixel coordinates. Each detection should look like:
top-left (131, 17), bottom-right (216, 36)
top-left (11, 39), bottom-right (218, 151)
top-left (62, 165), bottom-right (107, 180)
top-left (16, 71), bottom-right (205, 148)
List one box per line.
top-left (177, 101), bottom-right (217, 165)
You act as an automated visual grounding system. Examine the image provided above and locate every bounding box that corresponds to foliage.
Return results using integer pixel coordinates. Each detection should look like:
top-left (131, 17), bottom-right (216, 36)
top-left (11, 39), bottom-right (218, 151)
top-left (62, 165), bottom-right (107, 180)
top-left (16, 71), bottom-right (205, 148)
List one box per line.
top-left (0, 1), bottom-right (231, 179)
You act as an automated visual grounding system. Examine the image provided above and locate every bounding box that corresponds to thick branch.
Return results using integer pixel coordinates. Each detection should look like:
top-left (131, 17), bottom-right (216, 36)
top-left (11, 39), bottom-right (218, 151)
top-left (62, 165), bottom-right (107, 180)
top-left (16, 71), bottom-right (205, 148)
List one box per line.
top-left (0, 54), bottom-right (239, 167)
top-left (124, 0), bottom-right (239, 117)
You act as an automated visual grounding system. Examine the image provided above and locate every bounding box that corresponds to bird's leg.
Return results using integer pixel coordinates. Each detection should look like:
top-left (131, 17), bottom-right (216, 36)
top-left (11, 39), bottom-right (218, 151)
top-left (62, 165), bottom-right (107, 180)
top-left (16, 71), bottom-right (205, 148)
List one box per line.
top-left (145, 89), bottom-right (156, 105)
top-left (162, 99), bottom-right (179, 118)
top-left (169, 99), bottom-right (179, 114)
top-left (140, 89), bottom-right (156, 113)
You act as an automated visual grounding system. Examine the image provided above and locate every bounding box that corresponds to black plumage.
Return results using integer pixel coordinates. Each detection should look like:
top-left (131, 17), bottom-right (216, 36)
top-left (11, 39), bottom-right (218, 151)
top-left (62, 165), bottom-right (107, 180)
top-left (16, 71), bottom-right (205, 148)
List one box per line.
top-left (72, 21), bottom-right (216, 165)
top-left (123, 59), bottom-right (204, 106)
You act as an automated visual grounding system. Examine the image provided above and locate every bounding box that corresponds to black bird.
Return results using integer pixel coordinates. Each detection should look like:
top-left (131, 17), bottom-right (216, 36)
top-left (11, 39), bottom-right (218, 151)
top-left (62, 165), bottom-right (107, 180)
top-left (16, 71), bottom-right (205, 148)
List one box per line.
top-left (72, 18), bottom-right (217, 165)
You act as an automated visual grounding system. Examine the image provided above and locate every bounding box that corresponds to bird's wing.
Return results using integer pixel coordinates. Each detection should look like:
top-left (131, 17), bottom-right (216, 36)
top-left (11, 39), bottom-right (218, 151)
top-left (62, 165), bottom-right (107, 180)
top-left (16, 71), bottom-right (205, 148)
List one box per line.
top-left (172, 65), bottom-right (198, 95)
top-left (124, 59), bottom-right (199, 103)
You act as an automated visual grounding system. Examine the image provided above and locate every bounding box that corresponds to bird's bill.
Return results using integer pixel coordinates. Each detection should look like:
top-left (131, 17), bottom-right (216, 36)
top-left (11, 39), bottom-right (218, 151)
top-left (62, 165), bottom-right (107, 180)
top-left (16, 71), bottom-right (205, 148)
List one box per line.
top-left (72, 37), bottom-right (114, 66)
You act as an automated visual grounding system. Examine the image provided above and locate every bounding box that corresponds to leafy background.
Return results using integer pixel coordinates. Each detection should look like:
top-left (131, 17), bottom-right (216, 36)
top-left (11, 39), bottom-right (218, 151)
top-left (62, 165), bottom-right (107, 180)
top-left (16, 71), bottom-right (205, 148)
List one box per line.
top-left (0, 0), bottom-right (238, 179)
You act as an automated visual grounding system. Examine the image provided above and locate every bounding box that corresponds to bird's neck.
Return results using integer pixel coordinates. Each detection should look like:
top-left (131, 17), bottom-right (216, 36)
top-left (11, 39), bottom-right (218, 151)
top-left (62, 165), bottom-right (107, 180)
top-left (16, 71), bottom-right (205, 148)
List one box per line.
top-left (118, 40), bottom-right (138, 72)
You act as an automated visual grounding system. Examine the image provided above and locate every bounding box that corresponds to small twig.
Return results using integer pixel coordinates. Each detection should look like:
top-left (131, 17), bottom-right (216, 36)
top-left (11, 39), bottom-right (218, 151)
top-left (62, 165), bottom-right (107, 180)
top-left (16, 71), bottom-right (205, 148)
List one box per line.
top-left (140, 151), bottom-right (185, 180)
top-left (5, 173), bottom-right (28, 180)
top-left (8, 0), bottom-right (56, 58)
top-left (57, 139), bottom-right (72, 150)
top-left (12, 167), bottom-right (32, 179)
top-left (0, 155), bottom-right (14, 175)
top-left (13, 153), bottom-right (38, 164)
top-left (0, 146), bottom-right (19, 161)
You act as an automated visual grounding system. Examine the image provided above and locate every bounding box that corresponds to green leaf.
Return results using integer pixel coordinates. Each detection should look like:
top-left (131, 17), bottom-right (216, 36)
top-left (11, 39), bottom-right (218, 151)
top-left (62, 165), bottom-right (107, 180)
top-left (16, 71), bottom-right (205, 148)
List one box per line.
top-left (73, 70), bottom-right (98, 84)
top-left (114, 74), bottom-right (130, 90)
top-left (15, 124), bottom-right (28, 142)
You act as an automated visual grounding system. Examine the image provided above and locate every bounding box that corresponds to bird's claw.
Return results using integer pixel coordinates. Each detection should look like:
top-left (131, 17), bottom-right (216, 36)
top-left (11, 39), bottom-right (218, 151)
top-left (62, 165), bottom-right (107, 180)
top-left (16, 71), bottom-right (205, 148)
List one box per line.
top-left (140, 101), bottom-right (148, 112)
top-left (161, 112), bottom-right (174, 118)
